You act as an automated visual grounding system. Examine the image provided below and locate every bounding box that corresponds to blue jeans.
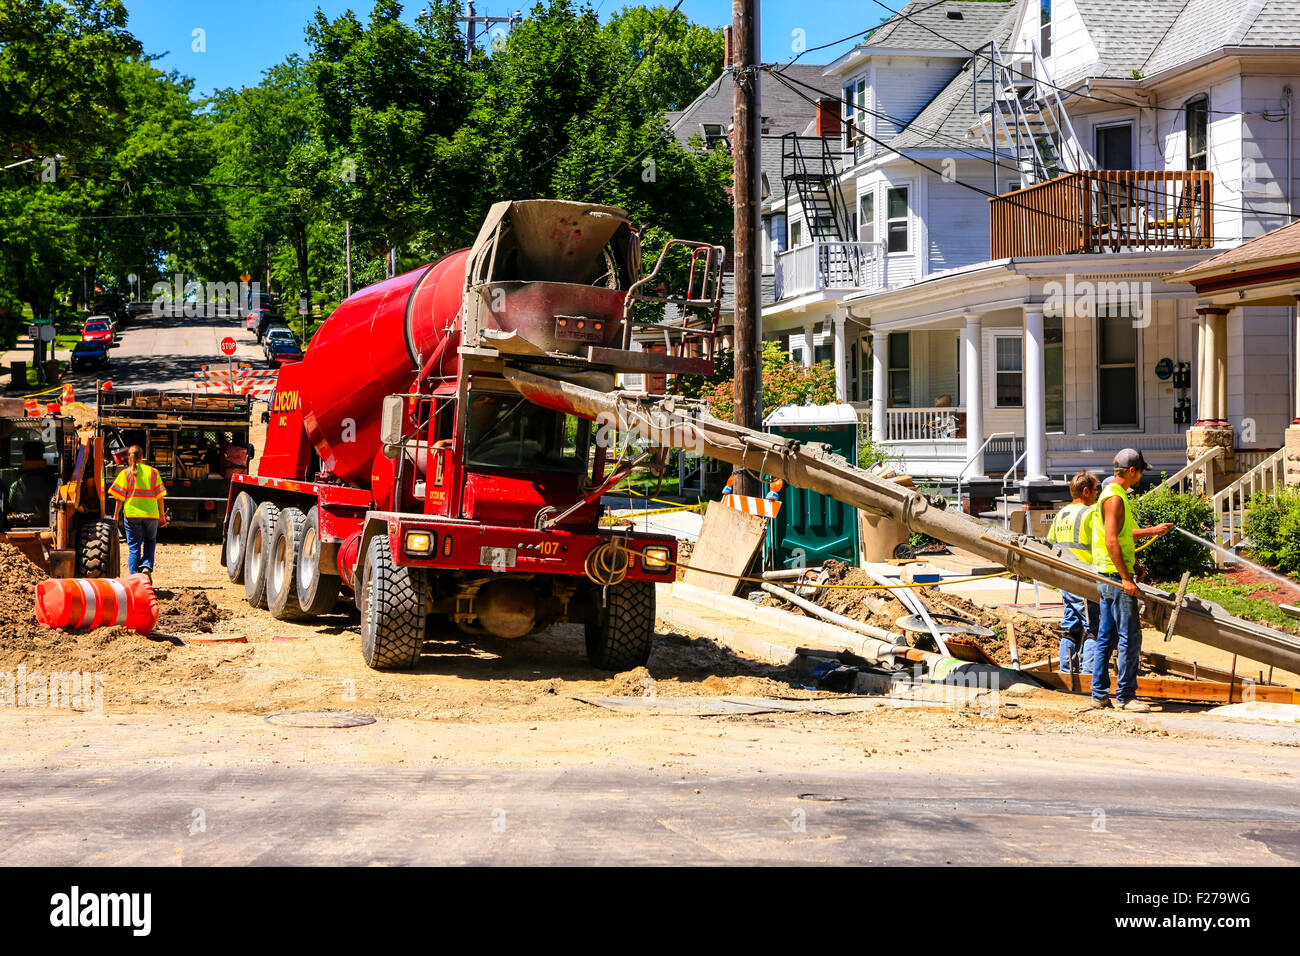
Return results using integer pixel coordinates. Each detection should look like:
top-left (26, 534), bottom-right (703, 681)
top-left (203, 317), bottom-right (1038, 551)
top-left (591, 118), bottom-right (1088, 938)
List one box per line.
top-left (1059, 591), bottom-right (1099, 673)
top-left (123, 517), bottom-right (159, 575)
top-left (1093, 574), bottom-right (1142, 703)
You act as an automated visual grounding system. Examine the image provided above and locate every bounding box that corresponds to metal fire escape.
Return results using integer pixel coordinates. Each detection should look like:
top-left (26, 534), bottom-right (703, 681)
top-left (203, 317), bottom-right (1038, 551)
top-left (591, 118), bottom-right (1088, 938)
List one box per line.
top-left (971, 39), bottom-right (1089, 189)
top-left (781, 133), bottom-right (856, 285)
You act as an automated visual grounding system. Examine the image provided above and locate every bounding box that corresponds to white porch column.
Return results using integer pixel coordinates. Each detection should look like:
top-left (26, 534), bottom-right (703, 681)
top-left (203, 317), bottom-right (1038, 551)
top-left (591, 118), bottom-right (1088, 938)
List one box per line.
top-left (802, 321), bottom-right (816, 368)
top-left (1195, 310), bottom-right (1209, 424)
top-left (1023, 306), bottom-right (1048, 483)
top-left (1197, 306), bottom-right (1228, 424)
top-left (871, 329), bottom-right (887, 443)
top-left (961, 312), bottom-right (984, 477)
top-left (1215, 309), bottom-right (1228, 425)
top-left (832, 315), bottom-right (847, 401)
top-left (1294, 300), bottom-right (1300, 424)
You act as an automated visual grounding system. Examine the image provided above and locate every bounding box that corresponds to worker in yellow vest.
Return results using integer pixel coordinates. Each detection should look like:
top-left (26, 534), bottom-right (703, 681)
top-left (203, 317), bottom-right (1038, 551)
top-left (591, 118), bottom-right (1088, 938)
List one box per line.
top-left (1046, 471), bottom-right (1100, 673)
top-left (110, 445), bottom-right (167, 578)
top-left (1088, 449), bottom-right (1173, 712)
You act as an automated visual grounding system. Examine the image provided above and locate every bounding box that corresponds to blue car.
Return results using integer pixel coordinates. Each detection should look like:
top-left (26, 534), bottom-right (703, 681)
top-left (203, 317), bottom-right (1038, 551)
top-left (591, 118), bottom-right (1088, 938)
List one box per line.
top-left (70, 340), bottom-right (110, 372)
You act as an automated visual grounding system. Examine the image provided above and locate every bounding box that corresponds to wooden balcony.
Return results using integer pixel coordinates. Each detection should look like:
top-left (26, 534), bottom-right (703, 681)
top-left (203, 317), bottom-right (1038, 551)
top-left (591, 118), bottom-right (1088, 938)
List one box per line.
top-left (989, 170), bottom-right (1213, 259)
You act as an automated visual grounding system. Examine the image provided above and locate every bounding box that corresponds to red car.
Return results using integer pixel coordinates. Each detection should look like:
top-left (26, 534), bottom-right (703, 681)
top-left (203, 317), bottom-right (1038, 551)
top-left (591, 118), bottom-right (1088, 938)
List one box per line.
top-left (82, 317), bottom-right (114, 345)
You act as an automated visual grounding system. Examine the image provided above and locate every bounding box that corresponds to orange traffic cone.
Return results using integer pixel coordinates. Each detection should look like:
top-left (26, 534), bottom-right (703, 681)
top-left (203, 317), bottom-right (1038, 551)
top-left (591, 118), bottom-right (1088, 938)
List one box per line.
top-left (24, 398), bottom-right (39, 417)
top-left (34, 574), bottom-right (159, 636)
top-left (61, 383), bottom-right (74, 405)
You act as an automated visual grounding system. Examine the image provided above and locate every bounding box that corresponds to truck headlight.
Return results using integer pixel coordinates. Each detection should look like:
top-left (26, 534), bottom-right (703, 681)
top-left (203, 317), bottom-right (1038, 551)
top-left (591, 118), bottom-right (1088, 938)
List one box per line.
top-left (404, 531), bottom-right (435, 555)
top-left (642, 546), bottom-right (671, 570)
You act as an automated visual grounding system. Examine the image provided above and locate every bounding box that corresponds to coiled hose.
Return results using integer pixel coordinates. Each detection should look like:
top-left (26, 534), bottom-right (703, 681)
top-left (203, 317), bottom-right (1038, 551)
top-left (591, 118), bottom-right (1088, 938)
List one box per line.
top-left (585, 536), bottom-right (632, 586)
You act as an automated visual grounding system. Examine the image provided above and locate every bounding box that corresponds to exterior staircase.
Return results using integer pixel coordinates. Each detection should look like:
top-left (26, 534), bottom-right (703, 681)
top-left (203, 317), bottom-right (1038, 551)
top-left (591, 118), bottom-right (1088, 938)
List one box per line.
top-left (1212, 448), bottom-right (1287, 548)
top-left (970, 39), bottom-right (1090, 188)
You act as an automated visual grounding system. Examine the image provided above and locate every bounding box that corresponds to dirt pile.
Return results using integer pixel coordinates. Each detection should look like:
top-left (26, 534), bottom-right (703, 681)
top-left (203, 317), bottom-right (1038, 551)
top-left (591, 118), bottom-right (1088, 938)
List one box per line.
top-left (155, 587), bottom-right (229, 634)
top-left (0, 540), bottom-right (175, 672)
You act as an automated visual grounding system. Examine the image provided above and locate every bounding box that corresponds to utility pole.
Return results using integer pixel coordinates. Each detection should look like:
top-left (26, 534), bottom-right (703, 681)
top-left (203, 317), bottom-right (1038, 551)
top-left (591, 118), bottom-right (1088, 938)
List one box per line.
top-left (456, 2), bottom-right (523, 57)
top-left (731, 0), bottom-right (762, 496)
top-left (345, 221), bottom-right (353, 297)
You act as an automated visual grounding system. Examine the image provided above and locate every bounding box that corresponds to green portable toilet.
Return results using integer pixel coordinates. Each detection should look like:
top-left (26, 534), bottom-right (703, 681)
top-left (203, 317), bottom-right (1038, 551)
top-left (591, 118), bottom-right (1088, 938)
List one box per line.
top-left (762, 403), bottom-right (860, 570)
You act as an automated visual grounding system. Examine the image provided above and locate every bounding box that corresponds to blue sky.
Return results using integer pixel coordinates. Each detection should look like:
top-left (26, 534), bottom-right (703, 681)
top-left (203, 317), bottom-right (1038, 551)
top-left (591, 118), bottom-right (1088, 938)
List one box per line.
top-left (122, 0), bottom-right (887, 97)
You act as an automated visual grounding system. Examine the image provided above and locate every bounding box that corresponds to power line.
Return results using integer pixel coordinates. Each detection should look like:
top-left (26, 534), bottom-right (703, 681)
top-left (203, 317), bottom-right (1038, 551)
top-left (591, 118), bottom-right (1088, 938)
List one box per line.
top-left (775, 0), bottom-right (949, 72)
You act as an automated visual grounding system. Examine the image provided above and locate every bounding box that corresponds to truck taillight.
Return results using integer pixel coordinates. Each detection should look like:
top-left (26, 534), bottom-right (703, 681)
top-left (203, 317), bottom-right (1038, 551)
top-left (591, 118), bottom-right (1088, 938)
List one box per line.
top-left (442, 535), bottom-right (453, 557)
top-left (642, 546), bottom-right (671, 571)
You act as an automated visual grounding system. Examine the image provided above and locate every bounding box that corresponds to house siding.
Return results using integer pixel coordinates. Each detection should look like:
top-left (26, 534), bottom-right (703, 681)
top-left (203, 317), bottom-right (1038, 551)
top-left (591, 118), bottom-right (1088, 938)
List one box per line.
top-left (1227, 306), bottom-right (1292, 448)
top-left (927, 173), bottom-right (995, 273)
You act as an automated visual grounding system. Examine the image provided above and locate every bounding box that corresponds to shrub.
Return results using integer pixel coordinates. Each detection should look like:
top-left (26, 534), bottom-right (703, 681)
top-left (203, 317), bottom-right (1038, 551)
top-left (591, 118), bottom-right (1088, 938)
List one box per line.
top-left (705, 342), bottom-right (837, 422)
top-left (1130, 488), bottom-right (1213, 579)
top-left (1243, 489), bottom-right (1300, 576)
top-left (857, 435), bottom-right (897, 470)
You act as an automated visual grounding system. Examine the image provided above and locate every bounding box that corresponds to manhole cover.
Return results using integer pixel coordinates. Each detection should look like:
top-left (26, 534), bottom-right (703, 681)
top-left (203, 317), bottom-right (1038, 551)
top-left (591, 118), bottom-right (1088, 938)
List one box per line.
top-left (264, 711), bottom-right (377, 729)
top-left (797, 793), bottom-right (847, 802)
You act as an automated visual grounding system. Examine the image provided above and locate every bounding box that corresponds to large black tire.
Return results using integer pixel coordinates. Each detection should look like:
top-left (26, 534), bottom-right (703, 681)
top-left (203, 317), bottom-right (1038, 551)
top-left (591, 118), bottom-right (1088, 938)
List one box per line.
top-left (584, 580), bottom-right (655, 671)
top-left (359, 533), bottom-right (427, 670)
top-left (266, 506), bottom-right (307, 620)
top-left (243, 501), bottom-right (280, 609)
top-left (296, 506), bottom-right (342, 615)
top-left (76, 519), bottom-right (120, 578)
top-left (224, 492), bottom-right (255, 584)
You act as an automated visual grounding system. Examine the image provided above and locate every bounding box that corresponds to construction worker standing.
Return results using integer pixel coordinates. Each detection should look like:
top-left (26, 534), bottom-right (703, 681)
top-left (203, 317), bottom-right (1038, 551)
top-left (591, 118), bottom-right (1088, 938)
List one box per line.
top-left (1088, 449), bottom-right (1173, 712)
top-left (110, 445), bottom-right (167, 578)
top-left (1046, 471), bottom-right (1100, 673)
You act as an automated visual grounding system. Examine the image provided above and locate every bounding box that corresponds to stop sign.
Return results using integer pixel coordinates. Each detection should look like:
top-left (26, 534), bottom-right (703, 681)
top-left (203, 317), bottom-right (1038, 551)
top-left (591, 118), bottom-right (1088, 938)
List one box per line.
top-left (220, 336), bottom-right (237, 356)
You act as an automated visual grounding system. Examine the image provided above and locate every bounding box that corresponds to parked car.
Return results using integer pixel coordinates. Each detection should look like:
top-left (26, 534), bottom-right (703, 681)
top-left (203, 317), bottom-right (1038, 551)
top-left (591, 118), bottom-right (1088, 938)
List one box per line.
top-left (247, 290), bottom-right (279, 312)
top-left (82, 317), bottom-right (115, 345)
top-left (265, 337), bottom-right (303, 367)
top-left (261, 325), bottom-right (297, 360)
top-left (70, 341), bottom-right (110, 372)
top-left (93, 293), bottom-right (128, 329)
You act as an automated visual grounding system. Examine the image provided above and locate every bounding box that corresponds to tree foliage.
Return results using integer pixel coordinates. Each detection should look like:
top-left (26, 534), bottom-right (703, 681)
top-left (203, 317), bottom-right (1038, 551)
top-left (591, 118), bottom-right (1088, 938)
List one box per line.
top-left (707, 342), bottom-right (838, 423)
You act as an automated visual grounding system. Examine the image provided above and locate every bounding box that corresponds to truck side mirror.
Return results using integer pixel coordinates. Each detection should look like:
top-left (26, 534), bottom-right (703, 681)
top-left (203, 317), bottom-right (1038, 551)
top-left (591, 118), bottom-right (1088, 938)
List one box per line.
top-left (380, 395), bottom-right (405, 458)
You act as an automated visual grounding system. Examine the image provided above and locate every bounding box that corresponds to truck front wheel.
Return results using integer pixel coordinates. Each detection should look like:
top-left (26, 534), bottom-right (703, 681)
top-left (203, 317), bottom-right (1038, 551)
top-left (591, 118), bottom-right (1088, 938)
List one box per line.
top-left (360, 533), bottom-right (427, 670)
top-left (584, 580), bottom-right (655, 671)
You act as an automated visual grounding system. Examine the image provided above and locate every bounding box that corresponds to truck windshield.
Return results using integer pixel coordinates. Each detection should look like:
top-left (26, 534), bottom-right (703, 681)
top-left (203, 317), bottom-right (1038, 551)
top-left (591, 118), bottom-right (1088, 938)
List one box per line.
top-left (464, 391), bottom-right (589, 474)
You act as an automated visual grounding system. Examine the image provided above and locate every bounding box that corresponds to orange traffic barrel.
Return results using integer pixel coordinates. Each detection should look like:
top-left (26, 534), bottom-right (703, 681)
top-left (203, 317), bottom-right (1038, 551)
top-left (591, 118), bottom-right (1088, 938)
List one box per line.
top-left (61, 383), bottom-right (74, 404)
top-left (34, 574), bottom-right (160, 635)
top-left (24, 398), bottom-right (39, 417)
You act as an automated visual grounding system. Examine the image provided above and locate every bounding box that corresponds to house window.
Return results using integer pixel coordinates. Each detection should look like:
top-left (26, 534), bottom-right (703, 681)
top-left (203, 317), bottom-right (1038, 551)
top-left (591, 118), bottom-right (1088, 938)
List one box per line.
top-left (886, 186), bottom-right (909, 253)
top-left (1097, 310), bottom-right (1138, 428)
top-left (1040, 0), bottom-right (1052, 57)
top-left (994, 334), bottom-right (1024, 408)
top-left (1045, 314), bottom-right (1064, 431)
top-left (1186, 96), bottom-right (1207, 171)
top-left (843, 79), bottom-right (866, 156)
top-left (789, 219), bottom-right (803, 248)
top-left (700, 123), bottom-right (728, 152)
top-left (888, 333), bottom-right (911, 406)
top-left (858, 193), bottom-right (875, 243)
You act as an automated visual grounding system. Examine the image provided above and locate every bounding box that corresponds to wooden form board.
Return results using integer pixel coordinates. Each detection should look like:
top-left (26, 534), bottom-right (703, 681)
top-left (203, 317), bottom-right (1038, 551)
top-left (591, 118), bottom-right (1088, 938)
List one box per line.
top-left (1034, 670), bottom-right (1299, 704)
top-left (683, 501), bottom-right (768, 595)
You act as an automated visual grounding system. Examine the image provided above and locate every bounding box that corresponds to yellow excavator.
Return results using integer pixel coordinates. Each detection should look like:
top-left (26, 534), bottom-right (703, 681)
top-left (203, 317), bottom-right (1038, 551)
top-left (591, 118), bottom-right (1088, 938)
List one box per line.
top-left (0, 398), bottom-right (120, 577)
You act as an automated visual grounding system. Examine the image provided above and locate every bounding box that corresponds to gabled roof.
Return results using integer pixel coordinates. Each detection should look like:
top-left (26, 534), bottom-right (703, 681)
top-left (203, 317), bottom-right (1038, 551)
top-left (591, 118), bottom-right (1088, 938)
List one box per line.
top-left (667, 63), bottom-right (842, 194)
top-left (890, 3), bottom-right (1019, 151)
top-left (1165, 217), bottom-right (1300, 284)
top-left (860, 0), bottom-right (1014, 52)
top-left (1067, 0), bottom-right (1300, 83)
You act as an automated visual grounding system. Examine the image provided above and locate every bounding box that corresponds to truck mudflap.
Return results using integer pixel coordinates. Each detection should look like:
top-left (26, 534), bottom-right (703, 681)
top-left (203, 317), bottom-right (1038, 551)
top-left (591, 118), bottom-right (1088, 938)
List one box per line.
top-left (372, 514), bottom-right (676, 583)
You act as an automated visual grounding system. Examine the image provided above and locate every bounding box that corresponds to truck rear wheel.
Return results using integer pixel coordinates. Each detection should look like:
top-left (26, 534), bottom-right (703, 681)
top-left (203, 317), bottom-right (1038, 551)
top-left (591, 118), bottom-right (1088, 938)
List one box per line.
top-left (224, 492), bottom-right (255, 583)
top-left (296, 506), bottom-right (341, 615)
top-left (584, 580), bottom-right (655, 671)
top-left (360, 533), bottom-right (427, 670)
top-left (243, 501), bottom-right (280, 609)
top-left (76, 519), bottom-right (120, 579)
top-left (266, 507), bottom-right (307, 620)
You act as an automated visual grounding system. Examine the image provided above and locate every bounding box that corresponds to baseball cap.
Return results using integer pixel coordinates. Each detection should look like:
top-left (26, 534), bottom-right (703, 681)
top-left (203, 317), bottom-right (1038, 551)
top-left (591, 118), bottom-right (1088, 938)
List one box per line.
top-left (1114, 448), bottom-right (1149, 471)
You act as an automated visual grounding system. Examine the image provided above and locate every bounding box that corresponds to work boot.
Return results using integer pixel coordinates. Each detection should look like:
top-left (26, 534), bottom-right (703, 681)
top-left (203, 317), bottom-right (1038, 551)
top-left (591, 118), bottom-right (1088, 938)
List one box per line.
top-left (1119, 700), bottom-right (1151, 713)
top-left (1086, 698), bottom-right (1111, 711)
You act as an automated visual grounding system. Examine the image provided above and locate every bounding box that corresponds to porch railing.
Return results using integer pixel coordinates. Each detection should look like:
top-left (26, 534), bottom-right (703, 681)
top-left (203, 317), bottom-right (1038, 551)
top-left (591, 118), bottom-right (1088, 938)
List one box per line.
top-left (884, 406), bottom-right (966, 441)
top-left (990, 170), bottom-right (1213, 259)
top-left (1212, 448), bottom-right (1287, 549)
top-left (1145, 446), bottom-right (1222, 497)
top-left (774, 241), bottom-right (885, 301)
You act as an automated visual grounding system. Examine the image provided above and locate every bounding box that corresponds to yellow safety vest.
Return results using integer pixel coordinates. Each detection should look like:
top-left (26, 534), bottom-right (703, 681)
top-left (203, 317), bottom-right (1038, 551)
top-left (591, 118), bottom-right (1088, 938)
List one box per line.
top-left (109, 463), bottom-right (166, 519)
top-left (1090, 482), bottom-right (1135, 575)
top-left (1047, 502), bottom-right (1094, 563)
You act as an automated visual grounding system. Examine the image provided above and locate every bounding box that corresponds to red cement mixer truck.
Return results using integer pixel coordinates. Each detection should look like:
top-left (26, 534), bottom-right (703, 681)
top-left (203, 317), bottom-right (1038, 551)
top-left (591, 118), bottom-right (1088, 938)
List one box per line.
top-left (222, 200), bottom-right (723, 671)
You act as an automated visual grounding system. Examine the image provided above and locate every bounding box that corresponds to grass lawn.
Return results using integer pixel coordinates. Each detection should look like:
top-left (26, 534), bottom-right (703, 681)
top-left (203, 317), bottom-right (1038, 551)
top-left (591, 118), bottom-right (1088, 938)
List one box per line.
top-left (1161, 574), bottom-right (1300, 635)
